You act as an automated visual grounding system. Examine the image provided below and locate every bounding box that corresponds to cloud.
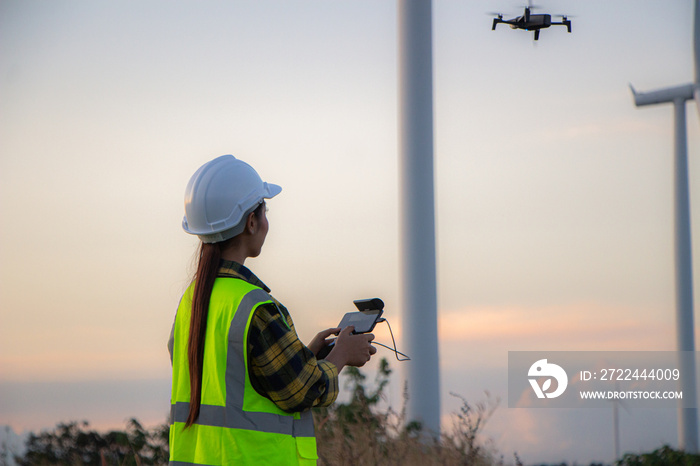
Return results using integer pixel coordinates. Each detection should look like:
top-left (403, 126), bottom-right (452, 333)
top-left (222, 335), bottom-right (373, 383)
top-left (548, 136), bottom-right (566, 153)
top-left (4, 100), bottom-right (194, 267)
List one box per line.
top-left (438, 302), bottom-right (674, 353)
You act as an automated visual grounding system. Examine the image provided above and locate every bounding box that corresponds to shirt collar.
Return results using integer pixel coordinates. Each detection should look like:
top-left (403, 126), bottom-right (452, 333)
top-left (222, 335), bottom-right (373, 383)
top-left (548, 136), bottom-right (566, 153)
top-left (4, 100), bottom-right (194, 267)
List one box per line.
top-left (217, 260), bottom-right (271, 293)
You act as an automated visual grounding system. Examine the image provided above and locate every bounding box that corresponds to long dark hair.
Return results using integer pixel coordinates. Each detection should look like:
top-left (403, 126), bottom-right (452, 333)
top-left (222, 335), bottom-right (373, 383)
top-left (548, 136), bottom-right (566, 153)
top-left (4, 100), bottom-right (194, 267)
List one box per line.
top-left (185, 202), bottom-right (265, 428)
top-left (185, 241), bottom-right (221, 428)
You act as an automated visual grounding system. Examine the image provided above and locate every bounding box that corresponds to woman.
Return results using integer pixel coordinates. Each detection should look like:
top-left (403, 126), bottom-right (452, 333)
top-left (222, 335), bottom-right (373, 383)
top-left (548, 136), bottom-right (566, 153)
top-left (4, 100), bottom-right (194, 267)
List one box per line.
top-left (168, 155), bottom-right (376, 465)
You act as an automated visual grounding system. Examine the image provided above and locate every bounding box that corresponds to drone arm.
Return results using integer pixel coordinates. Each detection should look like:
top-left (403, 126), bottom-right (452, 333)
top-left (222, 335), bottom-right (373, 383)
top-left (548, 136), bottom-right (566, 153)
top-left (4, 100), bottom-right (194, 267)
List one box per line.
top-left (551, 18), bottom-right (572, 32)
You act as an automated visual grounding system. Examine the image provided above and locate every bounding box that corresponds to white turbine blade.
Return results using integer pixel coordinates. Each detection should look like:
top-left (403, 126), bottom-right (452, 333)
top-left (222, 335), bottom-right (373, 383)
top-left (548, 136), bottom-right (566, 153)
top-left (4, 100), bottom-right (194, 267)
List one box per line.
top-left (619, 397), bottom-right (632, 415)
top-left (695, 0), bottom-right (700, 120)
top-left (694, 0), bottom-right (699, 83)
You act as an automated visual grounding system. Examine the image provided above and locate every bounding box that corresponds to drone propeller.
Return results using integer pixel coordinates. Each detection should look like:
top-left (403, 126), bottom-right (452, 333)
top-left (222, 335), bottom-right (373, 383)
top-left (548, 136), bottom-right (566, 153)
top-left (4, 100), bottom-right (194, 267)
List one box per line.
top-left (487, 11), bottom-right (504, 17)
top-left (521, 1), bottom-right (542, 9)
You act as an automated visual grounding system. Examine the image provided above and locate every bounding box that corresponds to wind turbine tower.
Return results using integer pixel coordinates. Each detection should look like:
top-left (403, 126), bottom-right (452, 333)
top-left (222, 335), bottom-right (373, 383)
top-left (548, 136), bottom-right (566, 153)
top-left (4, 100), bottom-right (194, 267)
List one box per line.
top-left (630, 0), bottom-right (699, 453)
top-left (398, 0), bottom-right (441, 436)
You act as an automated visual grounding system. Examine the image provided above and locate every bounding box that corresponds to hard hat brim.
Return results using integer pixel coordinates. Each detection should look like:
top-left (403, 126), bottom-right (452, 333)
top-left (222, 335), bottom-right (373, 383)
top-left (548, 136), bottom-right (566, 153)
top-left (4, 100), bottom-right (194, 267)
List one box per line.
top-left (263, 182), bottom-right (282, 199)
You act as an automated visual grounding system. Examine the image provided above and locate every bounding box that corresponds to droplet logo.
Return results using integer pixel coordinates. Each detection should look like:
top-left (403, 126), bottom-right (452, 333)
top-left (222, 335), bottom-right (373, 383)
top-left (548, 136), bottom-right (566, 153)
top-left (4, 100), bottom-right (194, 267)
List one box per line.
top-left (528, 359), bottom-right (568, 399)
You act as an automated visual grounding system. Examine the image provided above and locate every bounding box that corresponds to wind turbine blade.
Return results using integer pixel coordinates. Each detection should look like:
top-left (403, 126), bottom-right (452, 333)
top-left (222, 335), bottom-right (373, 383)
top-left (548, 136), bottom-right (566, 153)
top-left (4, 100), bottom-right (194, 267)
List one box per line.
top-left (694, 0), bottom-right (699, 84)
top-left (619, 397), bottom-right (632, 415)
top-left (694, 0), bottom-right (700, 120)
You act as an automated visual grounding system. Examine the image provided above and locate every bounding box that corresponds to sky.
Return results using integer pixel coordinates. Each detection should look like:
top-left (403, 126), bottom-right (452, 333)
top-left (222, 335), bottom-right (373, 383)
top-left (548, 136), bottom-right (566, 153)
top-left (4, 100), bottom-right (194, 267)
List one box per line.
top-left (1, 0), bottom-right (699, 463)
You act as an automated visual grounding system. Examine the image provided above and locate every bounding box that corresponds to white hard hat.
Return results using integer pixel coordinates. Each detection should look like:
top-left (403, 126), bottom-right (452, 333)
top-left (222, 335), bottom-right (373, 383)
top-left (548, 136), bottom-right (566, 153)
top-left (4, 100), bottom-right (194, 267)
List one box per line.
top-left (182, 155), bottom-right (281, 243)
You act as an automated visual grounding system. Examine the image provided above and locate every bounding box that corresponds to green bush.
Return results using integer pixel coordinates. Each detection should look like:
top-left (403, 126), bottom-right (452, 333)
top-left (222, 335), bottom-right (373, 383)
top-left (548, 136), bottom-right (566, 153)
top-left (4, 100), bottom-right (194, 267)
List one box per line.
top-left (15, 418), bottom-right (168, 466)
top-left (617, 445), bottom-right (700, 466)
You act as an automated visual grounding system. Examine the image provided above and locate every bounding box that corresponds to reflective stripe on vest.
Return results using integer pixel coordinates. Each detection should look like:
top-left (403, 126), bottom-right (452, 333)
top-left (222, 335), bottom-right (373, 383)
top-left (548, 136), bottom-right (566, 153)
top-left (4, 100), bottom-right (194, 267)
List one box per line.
top-left (169, 280), bottom-right (317, 465)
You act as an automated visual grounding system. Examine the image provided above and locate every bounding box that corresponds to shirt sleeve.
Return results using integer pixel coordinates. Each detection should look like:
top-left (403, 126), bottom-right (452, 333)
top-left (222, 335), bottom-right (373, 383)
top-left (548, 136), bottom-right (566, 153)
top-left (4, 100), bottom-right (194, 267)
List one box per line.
top-left (247, 302), bottom-right (339, 412)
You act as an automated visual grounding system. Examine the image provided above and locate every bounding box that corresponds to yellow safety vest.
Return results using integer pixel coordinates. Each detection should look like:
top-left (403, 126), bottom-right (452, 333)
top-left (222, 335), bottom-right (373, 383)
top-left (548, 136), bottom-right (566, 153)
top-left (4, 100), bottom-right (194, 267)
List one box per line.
top-left (169, 278), bottom-right (318, 465)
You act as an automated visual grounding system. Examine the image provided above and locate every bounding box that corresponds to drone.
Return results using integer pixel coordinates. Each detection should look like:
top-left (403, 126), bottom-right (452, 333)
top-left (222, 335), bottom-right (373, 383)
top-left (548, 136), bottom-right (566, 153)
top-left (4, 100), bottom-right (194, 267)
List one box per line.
top-left (491, 3), bottom-right (572, 41)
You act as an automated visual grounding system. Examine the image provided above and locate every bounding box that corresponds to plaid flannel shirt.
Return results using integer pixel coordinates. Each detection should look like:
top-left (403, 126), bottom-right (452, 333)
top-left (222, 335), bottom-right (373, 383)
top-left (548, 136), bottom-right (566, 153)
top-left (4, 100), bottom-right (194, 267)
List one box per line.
top-left (217, 260), bottom-right (339, 412)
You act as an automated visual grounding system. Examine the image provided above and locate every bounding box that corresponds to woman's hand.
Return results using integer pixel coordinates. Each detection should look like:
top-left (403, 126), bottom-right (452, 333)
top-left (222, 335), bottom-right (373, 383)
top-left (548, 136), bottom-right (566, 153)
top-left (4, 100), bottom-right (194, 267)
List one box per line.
top-left (307, 327), bottom-right (341, 357)
top-left (324, 326), bottom-right (377, 371)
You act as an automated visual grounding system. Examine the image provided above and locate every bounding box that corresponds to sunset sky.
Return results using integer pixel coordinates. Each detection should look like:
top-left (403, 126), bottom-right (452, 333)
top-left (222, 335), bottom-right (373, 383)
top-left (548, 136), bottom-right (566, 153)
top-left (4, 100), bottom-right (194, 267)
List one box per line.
top-left (1, 1), bottom-right (699, 463)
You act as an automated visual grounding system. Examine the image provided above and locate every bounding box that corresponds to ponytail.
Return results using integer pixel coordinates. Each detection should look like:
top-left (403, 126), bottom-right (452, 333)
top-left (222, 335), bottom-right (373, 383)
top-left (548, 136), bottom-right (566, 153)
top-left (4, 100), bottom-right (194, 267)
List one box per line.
top-left (185, 241), bottom-right (222, 428)
top-left (184, 204), bottom-right (263, 428)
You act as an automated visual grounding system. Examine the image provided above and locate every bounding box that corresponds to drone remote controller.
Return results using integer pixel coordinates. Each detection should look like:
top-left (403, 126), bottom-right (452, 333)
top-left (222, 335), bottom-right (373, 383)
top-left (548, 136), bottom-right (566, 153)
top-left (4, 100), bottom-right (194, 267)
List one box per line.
top-left (316, 298), bottom-right (384, 360)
